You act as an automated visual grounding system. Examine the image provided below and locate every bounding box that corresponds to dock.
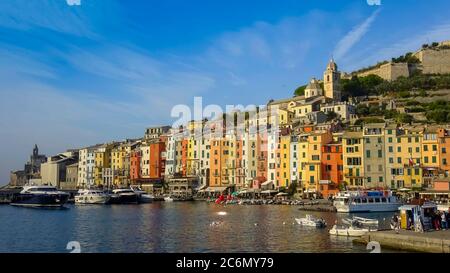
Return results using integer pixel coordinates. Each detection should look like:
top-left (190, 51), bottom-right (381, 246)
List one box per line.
top-left (0, 189), bottom-right (20, 204)
top-left (355, 229), bottom-right (450, 253)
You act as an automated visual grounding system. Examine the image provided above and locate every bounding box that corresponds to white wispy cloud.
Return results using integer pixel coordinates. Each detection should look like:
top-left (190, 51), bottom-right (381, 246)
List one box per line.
top-left (66, 0), bottom-right (81, 6)
top-left (333, 9), bottom-right (381, 61)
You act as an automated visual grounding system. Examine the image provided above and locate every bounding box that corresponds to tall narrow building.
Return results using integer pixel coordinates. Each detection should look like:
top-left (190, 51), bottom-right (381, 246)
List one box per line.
top-left (323, 59), bottom-right (342, 102)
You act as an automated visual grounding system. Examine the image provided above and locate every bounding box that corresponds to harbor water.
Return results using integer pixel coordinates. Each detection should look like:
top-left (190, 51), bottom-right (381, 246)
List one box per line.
top-left (0, 202), bottom-right (396, 253)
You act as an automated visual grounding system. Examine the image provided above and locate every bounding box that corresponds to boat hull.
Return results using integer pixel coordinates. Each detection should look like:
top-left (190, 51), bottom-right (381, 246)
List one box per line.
top-left (10, 193), bottom-right (69, 208)
top-left (109, 194), bottom-right (139, 204)
top-left (75, 195), bottom-right (110, 204)
top-left (329, 225), bottom-right (372, 237)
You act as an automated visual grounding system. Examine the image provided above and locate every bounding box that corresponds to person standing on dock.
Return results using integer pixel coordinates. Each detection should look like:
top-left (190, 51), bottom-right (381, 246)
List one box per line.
top-left (441, 212), bottom-right (448, 230)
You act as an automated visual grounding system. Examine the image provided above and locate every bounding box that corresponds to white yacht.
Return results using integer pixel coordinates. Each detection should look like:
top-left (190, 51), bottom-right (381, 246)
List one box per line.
top-left (130, 186), bottom-right (154, 203)
top-left (109, 189), bottom-right (139, 204)
top-left (75, 189), bottom-right (110, 204)
top-left (333, 191), bottom-right (402, 213)
top-left (10, 185), bottom-right (69, 208)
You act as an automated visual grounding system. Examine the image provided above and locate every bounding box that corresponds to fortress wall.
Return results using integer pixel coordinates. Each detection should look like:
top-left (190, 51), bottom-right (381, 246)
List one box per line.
top-left (415, 49), bottom-right (450, 75)
top-left (356, 62), bottom-right (409, 81)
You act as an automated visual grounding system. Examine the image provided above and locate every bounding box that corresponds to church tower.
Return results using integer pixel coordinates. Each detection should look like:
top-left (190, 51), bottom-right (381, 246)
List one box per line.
top-left (323, 59), bottom-right (341, 101)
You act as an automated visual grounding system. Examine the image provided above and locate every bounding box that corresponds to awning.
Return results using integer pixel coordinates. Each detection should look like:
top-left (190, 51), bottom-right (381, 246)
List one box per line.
top-left (206, 187), bottom-right (228, 192)
top-left (261, 190), bottom-right (278, 194)
top-left (276, 192), bottom-right (288, 196)
top-left (305, 189), bottom-right (317, 193)
top-left (261, 181), bottom-right (273, 186)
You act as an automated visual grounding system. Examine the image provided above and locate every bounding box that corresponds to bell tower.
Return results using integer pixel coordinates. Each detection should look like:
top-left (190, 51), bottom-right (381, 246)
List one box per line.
top-left (323, 59), bottom-right (341, 101)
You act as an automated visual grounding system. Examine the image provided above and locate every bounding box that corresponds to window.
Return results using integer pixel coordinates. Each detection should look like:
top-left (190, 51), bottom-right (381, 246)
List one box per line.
top-left (378, 150), bottom-right (382, 158)
top-left (432, 156), bottom-right (437, 163)
top-left (397, 157), bottom-right (401, 164)
top-left (388, 146), bottom-right (393, 153)
top-left (366, 138), bottom-right (370, 144)
top-left (309, 165), bottom-right (315, 171)
top-left (388, 137), bottom-right (393, 143)
top-left (432, 145), bottom-right (437, 152)
top-left (424, 145), bottom-right (428, 151)
top-left (366, 150), bottom-right (371, 158)
top-left (397, 147), bottom-right (401, 153)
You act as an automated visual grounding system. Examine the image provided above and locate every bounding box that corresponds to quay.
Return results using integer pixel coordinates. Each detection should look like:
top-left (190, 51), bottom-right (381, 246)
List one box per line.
top-left (355, 229), bottom-right (450, 253)
top-left (0, 188), bottom-right (20, 204)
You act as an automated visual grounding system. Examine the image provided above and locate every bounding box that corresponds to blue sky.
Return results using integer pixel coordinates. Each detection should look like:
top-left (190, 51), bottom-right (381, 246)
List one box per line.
top-left (1, 0), bottom-right (450, 185)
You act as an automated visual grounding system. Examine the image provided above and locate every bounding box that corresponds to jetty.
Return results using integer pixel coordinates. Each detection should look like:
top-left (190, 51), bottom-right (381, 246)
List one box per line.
top-left (0, 188), bottom-right (20, 204)
top-left (355, 229), bottom-right (450, 253)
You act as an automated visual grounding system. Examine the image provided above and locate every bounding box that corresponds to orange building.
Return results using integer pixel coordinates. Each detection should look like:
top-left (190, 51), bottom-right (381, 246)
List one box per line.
top-left (321, 143), bottom-right (343, 198)
top-left (438, 128), bottom-right (450, 176)
top-left (149, 141), bottom-right (166, 179)
top-left (209, 138), bottom-right (222, 187)
top-left (130, 150), bottom-right (141, 182)
top-left (181, 139), bottom-right (188, 177)
top-left (256, 133), bottom-right (268, 185)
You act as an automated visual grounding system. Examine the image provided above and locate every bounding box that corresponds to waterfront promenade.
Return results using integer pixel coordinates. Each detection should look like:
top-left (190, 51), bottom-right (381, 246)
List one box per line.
top-left (357, 229), bottom-right (450, 253)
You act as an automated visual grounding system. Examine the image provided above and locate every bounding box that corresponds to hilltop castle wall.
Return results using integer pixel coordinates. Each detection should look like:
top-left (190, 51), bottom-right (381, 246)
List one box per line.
top-left (356, 62), bottom-right (409, 81)
top-left (414, 48), bottom-right (450, 75)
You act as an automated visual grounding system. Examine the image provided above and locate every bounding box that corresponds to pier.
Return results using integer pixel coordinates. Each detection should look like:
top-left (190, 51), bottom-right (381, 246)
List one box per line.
top-left (355, 229), bottom-right (450, 253)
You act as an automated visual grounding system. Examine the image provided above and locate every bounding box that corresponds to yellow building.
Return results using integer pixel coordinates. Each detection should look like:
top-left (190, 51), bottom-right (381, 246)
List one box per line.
top-left (343, 130), bottom-right (364, 188)
top-left (279, 134), bottom-right (291, 188)
top-left (111, 143), bottom-right (130, 187)
top-left (277, 108), bottom-right (294, 126)
top-left (422, 126), bottom-right (440, 188)
top-left (398, 126), bottom-right (423, 189)
top-left (304, 131), bottom-right (332, 193)
top-left (94, 144), bottom-right (113, 187)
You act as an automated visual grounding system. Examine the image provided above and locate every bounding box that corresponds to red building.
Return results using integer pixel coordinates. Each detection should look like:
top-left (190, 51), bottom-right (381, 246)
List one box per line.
top-left (320, 143), bottom-right (343, 198)
top-left (149, 141), bottom-right (166, 179)
top-left (130, 150), bottom-right (141, 182)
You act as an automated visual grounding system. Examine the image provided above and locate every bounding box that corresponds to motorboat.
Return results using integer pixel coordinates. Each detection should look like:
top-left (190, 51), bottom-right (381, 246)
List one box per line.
top-left (10, 185), bottom-right (69, 208)
top-left (333, 190), bottom-right (402, 212)
top-left (130, 186), bottom-right (154, 203)
top-left (329, 225), bottom-right (375, 237)
top-left (295, 214), bottom-right (327, 228)
top-left (342, 216), bottom-right (379, 226)
top-left (75, 189), bottom-right (110, 204)
top-left (109, 189), bottom-right (139, 204)
top-left (164, 195), bottom-right (174, 202)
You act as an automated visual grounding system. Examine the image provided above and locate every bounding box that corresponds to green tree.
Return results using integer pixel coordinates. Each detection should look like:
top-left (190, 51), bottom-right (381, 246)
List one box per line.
top-left (294, 85), bottom-right (307, 96)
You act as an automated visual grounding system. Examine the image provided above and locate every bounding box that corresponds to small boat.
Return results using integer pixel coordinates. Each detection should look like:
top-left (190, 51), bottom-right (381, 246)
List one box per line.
top-left (130, 186), bottom-right (154, 203)
top-left (164, 195), bottom-right (174, 202)
top-left (109, 189), bottom-right (139, 204)
top-left (295, 214), bottom-right (327, 228)
top-left (342, 216), bottom-right (379, 226)
top-left (10, 185), bottom-right (69, 208)
top-left (75, 189), bottom-right (110, 204)
top-left (329, 225), bottom-right (375, 237)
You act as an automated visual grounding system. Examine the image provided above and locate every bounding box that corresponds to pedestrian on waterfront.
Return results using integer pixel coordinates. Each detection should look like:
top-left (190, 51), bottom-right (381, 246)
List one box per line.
top-left (441, 211), bottom-right (447, 230)
top-left (433, 212), bottom-right (440, 231)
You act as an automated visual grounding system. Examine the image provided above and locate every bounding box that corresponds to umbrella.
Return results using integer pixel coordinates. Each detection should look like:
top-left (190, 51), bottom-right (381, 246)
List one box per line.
top-left (231, 191), bottom-right (239, 196)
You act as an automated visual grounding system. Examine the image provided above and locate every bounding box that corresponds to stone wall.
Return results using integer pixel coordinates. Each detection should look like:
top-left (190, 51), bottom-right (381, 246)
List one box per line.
top-left (414, 48), bottom-right (450, 75)
top-left (356, 62), bottom-right (410, 81)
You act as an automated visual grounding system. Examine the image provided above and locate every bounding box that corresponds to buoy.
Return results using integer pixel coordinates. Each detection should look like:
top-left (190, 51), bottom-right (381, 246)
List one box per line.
top-left (283, 222), bottom-right (286, 225)
top-left (217, 211), bottom-right (227, 216)
top-left (254, 223), bottom-right (258, 226)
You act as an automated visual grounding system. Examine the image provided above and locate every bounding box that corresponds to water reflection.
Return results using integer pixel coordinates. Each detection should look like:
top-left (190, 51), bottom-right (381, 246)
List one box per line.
top-left (0, 203), bottom-right (396, 253)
